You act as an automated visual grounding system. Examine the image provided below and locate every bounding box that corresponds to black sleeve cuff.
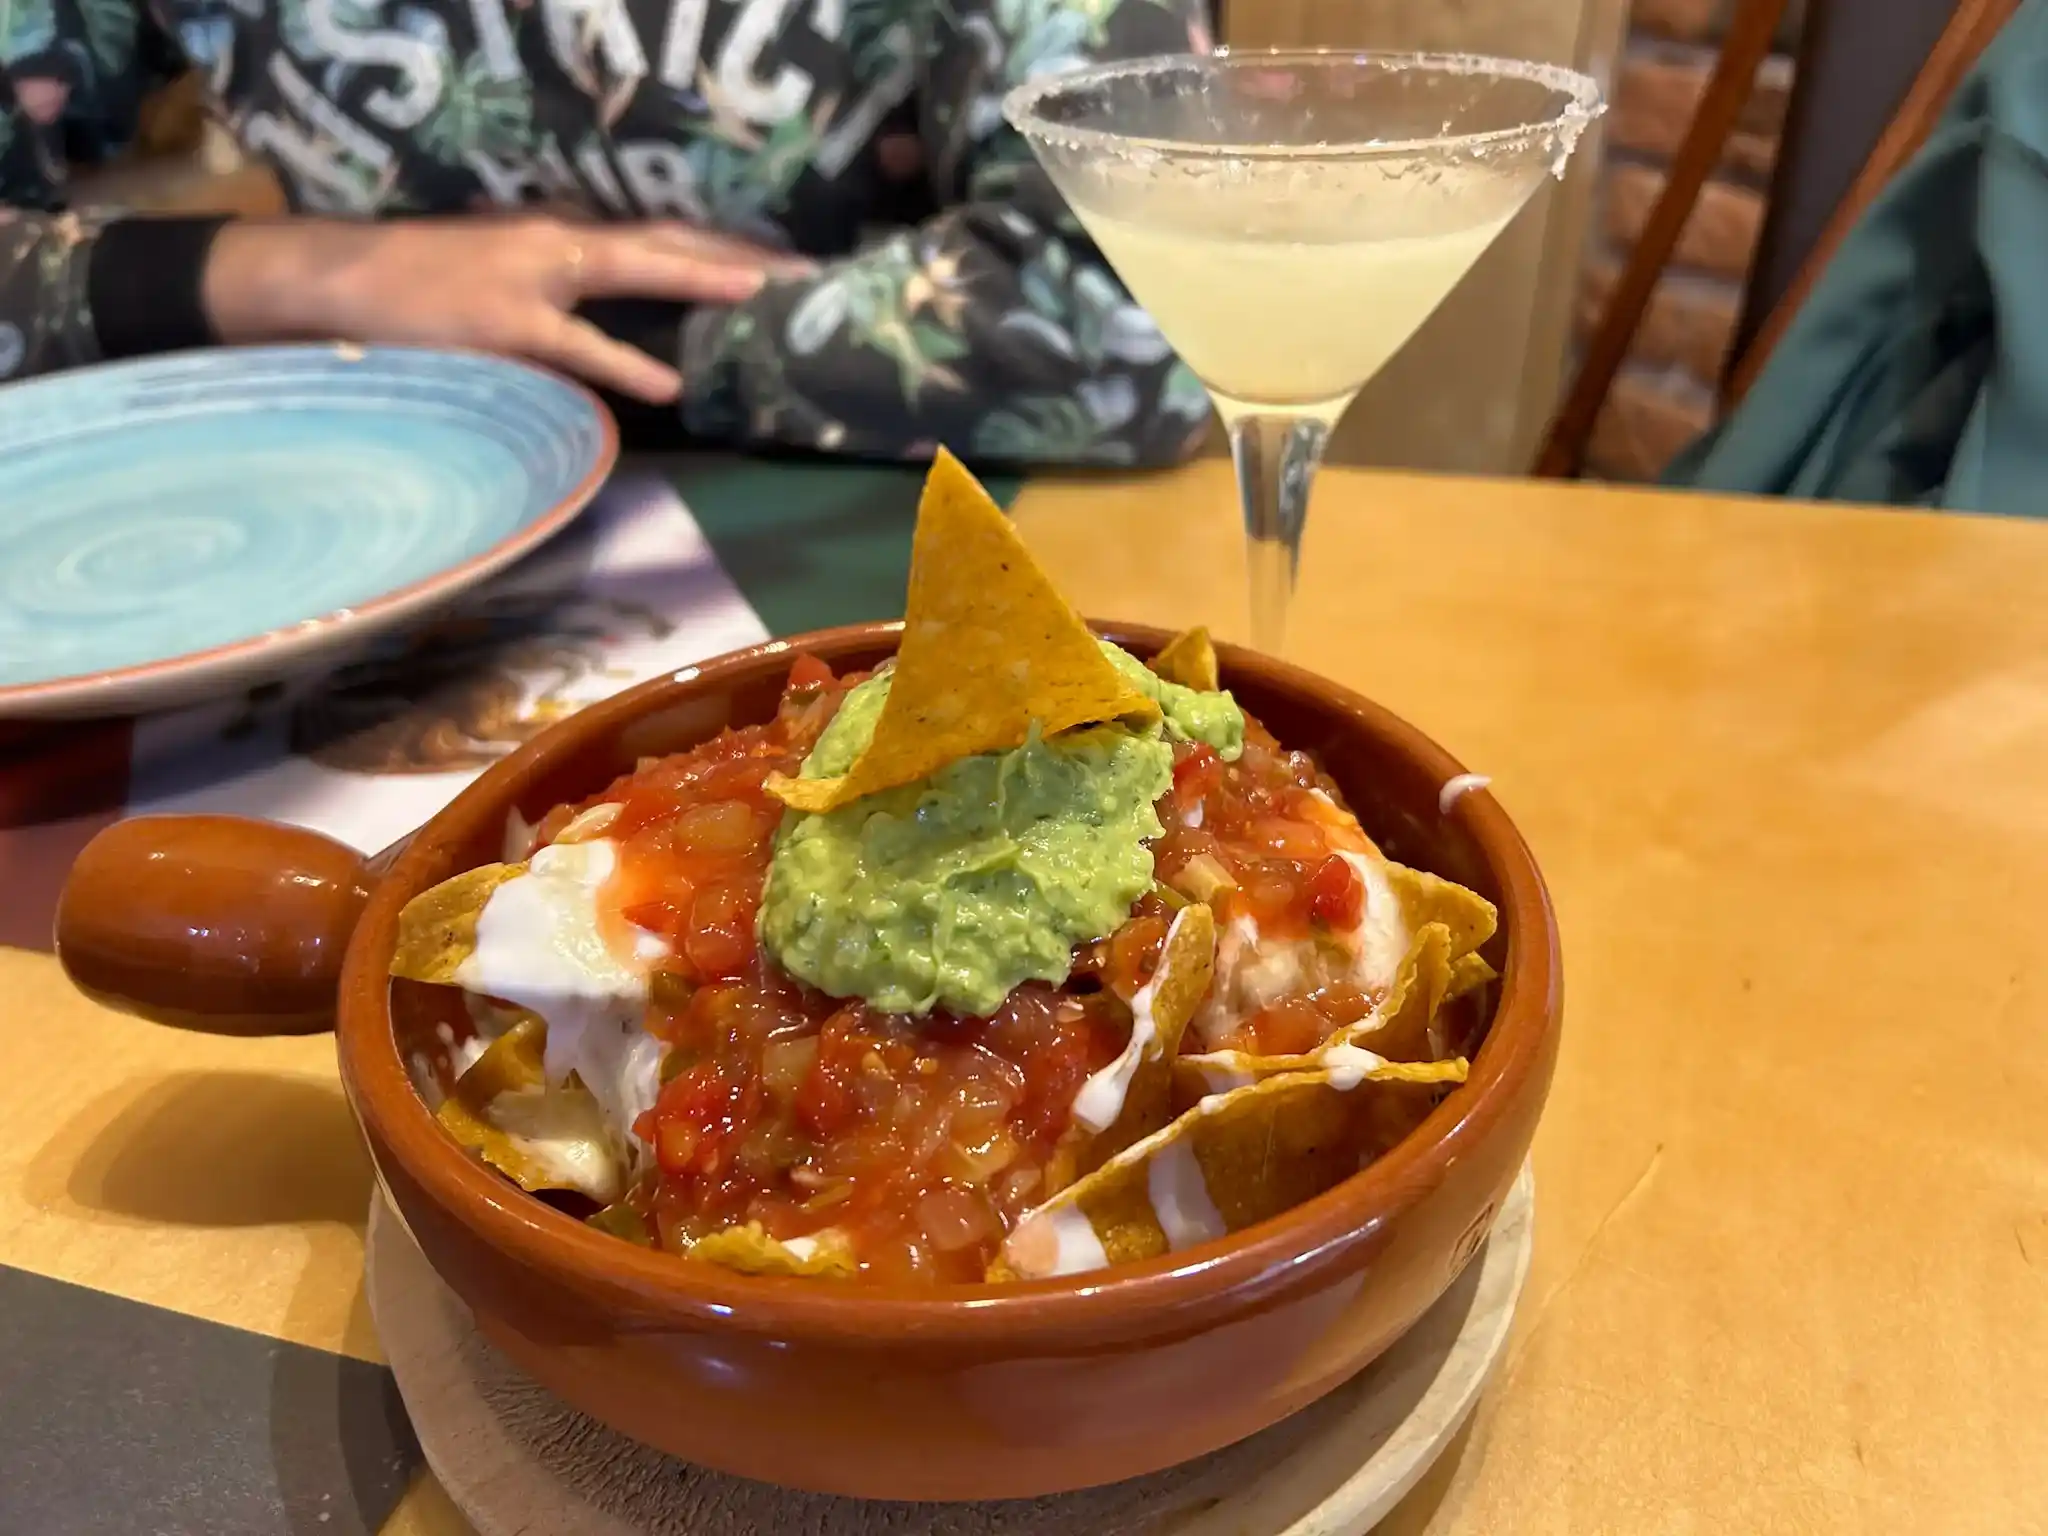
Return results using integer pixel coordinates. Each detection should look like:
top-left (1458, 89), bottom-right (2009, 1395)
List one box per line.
top-left (87, 215), bottom-right (233, 360)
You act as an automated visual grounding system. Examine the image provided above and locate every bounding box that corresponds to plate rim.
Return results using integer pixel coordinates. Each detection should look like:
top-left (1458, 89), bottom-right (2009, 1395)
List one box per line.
top-left (0, 344), bottom-right (618, 712)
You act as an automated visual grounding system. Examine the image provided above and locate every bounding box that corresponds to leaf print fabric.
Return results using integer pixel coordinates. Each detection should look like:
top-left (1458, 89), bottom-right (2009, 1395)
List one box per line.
top-left (0, 207), bottom-right (107, 379)
top-left (0, 0), bottom-right (1216, 469)
top-left (417, 53), bottom-right (534, 168)
top-left (677, 0), bottom-right (1214, 465)
top-left (0, 0), bottom-right (172, 377)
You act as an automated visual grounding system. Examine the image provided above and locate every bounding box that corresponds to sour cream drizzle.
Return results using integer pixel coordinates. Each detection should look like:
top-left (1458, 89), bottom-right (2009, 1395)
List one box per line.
top-left (456, 838), bottom-right (667, 1145)
top-left (1335, 851), bottom-right (1409, 994)
top-left (1070, 981), bottom-right (1156, 1134)
top-left (1438, 773), bottom-right (1492, 814)
top-left (1190, 790), bottom-right (1415, 1050)
top-left (1044, 1205), bottom-right (1111, 1277)
top-left (1319, 1041), bottom-right (1392, 1091)
top-left (1069, 905), bottom-right (1201, 1133)
top-left (1195, 1058), bottom-right (1256, 1097)
top-left (1148, 1138), bottom-right (1227, 1251)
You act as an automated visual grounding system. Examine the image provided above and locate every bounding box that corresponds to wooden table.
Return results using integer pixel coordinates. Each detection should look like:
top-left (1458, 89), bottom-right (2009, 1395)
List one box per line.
top-left (4, 461), bottom-right (2045, 1532)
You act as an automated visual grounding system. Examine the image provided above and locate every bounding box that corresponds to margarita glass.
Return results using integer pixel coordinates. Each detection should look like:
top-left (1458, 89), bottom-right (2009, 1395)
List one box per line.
top-left (1005, 50), bottom-right (1602, 649)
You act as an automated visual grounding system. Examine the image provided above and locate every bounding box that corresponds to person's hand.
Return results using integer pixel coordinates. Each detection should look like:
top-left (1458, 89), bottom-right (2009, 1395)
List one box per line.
top-left (201, 216), bottom-right (810, 402)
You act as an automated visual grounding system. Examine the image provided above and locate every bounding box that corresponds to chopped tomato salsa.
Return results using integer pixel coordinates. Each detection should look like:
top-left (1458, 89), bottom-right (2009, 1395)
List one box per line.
top-left (1152, 718), bottom-right (1392, 1054)
top-left (528, 662), bottom-right (1398, 1282)
top-left (1153, 718), bottom-right (1346, 938)
top-left (633, 962), bottom-right (1126, 1283)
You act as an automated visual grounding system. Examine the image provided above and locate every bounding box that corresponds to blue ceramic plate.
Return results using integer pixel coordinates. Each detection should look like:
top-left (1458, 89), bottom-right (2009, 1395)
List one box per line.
top-left (0, 345), bottom-right (615, 719)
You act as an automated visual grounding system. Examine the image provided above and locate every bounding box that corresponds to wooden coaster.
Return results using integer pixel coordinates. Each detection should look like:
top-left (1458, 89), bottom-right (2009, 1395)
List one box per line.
top-left (367, 1165), bottom-right (1532, 1536)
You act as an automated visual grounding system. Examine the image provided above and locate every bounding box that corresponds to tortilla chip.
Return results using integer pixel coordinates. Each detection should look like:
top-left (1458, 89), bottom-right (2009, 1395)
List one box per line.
top-left (435, 1017), bottom-right (623, 1202)
top-left (1430, 951), bottom-right (1500, 1061)
top-left (766, 449), bottom-right (1159, 813)
top-left (1447, 951), bottom-right (1497, 1002)
top-left (1179, 1047), bottom-right (1467, 1102)
top-left (1344, 921), bottom-right (1459, 1064)
top-left (689, 1223), bottom-right (857, 1280)
top-left (391, 863), bottom-right (524, 983)
top-left (994, 1059), bottom-right (1441, 1282)
top-left (1048, 905), bottom-right (1215, 1193)
top-left (1384, 861), bottom-right (1497, 964)
top-left (450, 1013), bottom-right (549, 1099)
top-left (1178, 925), bottom-right (1466, 1098)
top-left (1150, 626), bottom-right (1220, 693)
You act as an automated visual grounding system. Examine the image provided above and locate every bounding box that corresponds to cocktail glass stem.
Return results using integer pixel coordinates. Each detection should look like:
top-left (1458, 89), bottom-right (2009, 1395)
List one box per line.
top-left (1225, 411), bottom-right (1331, 652)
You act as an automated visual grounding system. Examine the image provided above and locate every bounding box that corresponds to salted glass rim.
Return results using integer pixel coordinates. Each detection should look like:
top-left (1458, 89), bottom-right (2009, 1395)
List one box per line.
top-left (1002, 48), bottom-right (1605, 165)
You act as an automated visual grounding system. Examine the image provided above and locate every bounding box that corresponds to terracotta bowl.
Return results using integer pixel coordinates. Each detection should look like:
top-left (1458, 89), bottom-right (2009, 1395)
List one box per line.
top-left (53, 622), bottom-right (1560, 1501)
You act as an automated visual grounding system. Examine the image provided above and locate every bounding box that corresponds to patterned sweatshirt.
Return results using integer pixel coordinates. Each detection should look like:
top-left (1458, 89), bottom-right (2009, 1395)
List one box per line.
top-left (0, 0), bottom-right (1214, 465)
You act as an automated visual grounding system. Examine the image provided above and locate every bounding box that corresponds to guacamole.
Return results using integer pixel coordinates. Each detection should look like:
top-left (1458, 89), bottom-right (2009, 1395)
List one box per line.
top-left (1101, 641), bottom-right (1245, 759)
top-left (758, 644), bottom-right (1245, 1017)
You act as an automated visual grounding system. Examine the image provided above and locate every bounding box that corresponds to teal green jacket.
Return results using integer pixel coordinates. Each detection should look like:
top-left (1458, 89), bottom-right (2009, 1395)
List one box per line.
top-left (1667, 0), bottom-right (2048, 514)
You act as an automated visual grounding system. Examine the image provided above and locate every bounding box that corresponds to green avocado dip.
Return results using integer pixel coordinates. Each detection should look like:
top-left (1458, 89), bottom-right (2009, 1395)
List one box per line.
top-left (758, 642), bottom-right (1245, 1017)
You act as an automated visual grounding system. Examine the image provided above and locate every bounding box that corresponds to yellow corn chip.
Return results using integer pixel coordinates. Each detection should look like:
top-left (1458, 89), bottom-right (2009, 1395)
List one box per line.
top-left (689, 1223), bottom-right (857, 1279)
top-left (391, 863), bottom-right (523, 983)
top-left (1342, 921), bottom-right (1458, 1064)
top-left (1192, 796), bottom-right (1495, 1057)
top-left (435, 1017), bottom-right (623, 1202)
top-left (1383, 861), bottom-right (1498, 964)
top-left (1046, 904), bottom-right (1216, 1195)
top-left (1447, 951), bottom-right (1498, 1002)
top-left (1430, 950), bottom-right (1501, 1063)
top-left (450, 1013), bottom-right (549, 1099)
top-left (766, 448), bottom-right (1159, 812)
top-left (1289, 789), bottom-right (1497, 967)
top-left (995, 1058), bottom-right (1443, 1282)
top-left (1177, 925), bottom-right (1466, 1098)
top-left (1177, 1049), bottom-right (1468, 1104)
top-left (1149, 626), bottom-right (1220, 693)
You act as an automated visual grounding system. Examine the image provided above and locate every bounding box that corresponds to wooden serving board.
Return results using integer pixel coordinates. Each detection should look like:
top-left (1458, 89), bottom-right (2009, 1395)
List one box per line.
top-left (365, 1165), bottom-right (1533, 1536)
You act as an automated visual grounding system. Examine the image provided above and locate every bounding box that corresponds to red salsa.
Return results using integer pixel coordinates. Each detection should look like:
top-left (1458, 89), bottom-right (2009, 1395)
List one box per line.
top-left (534, 659), bottom-right (1392, 1283)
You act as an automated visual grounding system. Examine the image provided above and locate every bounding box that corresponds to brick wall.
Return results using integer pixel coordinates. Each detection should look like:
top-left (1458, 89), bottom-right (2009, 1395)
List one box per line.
top-left (1577, 0), bottom-right (1805, 479)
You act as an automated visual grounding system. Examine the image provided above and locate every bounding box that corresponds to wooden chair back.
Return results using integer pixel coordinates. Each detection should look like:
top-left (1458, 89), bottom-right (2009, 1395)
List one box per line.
top-left (1724, 0), bottom-right (2020, 407)
top-left (1537, 0), bottom-right (2020, 477)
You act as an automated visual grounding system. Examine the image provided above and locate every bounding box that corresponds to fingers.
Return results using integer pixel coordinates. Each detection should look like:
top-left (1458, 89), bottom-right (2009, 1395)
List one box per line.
top-left (571, 226), bottom-right (820, 301)
top-left (639, 222), bottom-right (820, 279)
top-left (526, 311), bottom-right (684, 403)
top-left (573, 234), bottom-right (771, 304)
